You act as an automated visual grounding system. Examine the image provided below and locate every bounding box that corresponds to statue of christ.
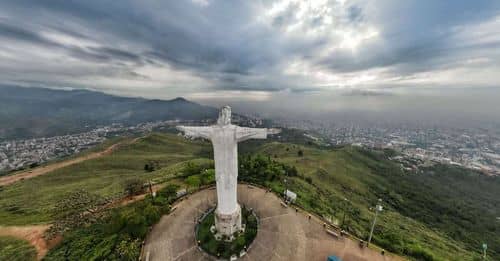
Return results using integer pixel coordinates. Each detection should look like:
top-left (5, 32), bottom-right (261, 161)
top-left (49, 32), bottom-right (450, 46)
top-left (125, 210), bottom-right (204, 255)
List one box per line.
top-left (177, 106), bottom-right (280, 237)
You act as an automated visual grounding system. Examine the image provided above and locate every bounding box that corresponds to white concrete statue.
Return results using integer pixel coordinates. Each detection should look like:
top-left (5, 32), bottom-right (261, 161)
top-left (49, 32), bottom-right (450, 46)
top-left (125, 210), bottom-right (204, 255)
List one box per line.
top-left (177, 106), bottom-right (280, 237)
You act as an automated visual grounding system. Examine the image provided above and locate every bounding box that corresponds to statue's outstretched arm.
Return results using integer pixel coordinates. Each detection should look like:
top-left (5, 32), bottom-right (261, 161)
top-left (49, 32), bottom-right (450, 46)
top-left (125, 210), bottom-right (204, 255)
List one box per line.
top-left (176, 126), bottom-right (212, 139)
top-left (267, 128), bottom-right (281, 135)
top-left (236, 127), bottom-right (281, 142)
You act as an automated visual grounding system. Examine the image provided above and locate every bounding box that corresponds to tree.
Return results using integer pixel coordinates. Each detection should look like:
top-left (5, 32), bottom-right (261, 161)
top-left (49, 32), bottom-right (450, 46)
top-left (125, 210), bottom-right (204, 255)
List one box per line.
top-left (298, 150), bottom-right (304, 157)
top-left (285, 166), bottom-right (298, 177)
top-left (116, 239), bottom-right (140, 261)
top-left (143, 204), bottom-right (160, 225)
top-left (47, 189), bottom-right (110, 238)
top-left (159, 184), bottom-right (180, 200)
top-left (125, 213), bottom-right (148, 238)
top-left (124, 178), bottom-right (145, 196)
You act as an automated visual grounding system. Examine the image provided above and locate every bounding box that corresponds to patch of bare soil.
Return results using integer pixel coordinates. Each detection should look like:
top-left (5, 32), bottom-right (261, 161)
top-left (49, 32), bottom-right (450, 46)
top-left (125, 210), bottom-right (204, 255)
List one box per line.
top-left (0, 225), bottom-right (56, 260)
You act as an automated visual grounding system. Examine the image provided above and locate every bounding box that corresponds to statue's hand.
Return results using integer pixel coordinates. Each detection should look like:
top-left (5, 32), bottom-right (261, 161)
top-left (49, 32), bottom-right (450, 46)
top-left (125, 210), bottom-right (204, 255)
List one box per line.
top-left (176, 126), bottom-right (194, 138)
top-left (176, 125), bottom-right (212, 139)
top-left (267, 128), bottom-right (281, 135)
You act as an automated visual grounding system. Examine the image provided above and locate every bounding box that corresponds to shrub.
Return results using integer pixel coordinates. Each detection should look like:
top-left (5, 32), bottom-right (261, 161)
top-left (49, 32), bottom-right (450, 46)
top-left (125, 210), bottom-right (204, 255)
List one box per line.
top-left (234, 236), bottom-right (246, 250)
top-left (201, 169), bottom-right (216, 185)
top-left (405, 244), bottom-right (436, 261)
top-left (124, 213), bottom-right (148, 238)
top-left (124, 178), bottom-right (144, 196)
top-left (158, 184), bottom-right (179, 200)
top-left (150, 195), bottom-right (167, 205)
top-left (185, 175), bottom-right (201, 188)
top-left (143, 204), bottom-right (160, 225)
top-left (245, 228), bottom-right (257, 242)
top-left (183, 162), bottom-right (204, 176)
top-left (106, 211), bottom-right (126, 234)
top-left (115, 239), bottom-right (140, 261)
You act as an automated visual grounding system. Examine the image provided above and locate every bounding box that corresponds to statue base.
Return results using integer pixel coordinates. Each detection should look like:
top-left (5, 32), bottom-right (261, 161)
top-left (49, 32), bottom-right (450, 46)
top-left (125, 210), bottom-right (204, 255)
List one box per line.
top-left (214, 205), bottom-right (242, 240)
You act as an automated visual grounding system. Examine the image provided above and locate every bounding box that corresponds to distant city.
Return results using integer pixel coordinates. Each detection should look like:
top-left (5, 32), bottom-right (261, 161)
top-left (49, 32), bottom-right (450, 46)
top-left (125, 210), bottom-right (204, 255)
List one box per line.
top-left (2, 115), bottom-right (499, 176)
top-left (0, 115), bottom-right (264, 174)
top-left (277, 119), bottom-right (500, 176)
top-left (0, 121), bottom-right (176, 173)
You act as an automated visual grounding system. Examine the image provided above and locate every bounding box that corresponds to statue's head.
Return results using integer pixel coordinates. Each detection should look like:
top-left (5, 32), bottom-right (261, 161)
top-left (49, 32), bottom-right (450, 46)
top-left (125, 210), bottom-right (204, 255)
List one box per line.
top-left (217, 106), bottom-right (231, 126)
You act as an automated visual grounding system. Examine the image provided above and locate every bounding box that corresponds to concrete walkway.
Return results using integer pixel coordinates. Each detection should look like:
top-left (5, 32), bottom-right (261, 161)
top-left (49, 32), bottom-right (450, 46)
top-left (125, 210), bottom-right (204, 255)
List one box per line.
top-left (142, 184), bottom-right (405, 261)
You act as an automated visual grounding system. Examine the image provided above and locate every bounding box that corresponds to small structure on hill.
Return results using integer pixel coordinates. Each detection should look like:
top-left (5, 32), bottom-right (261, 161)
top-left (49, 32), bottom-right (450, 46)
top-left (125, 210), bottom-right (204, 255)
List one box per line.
top-left (284, 189), bottom-right (297, 203)
top-left (176, 188), bottom-right (187, 198)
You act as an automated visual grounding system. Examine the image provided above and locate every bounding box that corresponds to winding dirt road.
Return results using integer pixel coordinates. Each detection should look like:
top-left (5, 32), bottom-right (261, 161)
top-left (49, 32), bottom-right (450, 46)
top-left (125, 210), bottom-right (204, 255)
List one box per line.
top-left (0, 137), bottom-right (148, 260)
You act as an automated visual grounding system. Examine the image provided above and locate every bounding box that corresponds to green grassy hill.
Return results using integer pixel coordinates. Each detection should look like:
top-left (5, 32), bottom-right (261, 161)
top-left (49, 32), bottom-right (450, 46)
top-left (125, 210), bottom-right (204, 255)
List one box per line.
top-left (0, 236), bottom-right (37, 261)
top-left (0, 133), bottom-right (210, 225)
top-left (243, 142), bottom-right (499, 260)
top-left (0, 132), bottom-right (498, 260)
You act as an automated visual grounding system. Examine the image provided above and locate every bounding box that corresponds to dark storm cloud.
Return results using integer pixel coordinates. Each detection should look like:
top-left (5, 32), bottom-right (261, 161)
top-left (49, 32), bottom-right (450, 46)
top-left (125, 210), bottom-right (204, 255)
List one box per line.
top-left (341, 89), bottom-right (393, 97)
top-left (347, 5), bottom-right (363, 23)
top-left (0, 0), bottom-right (499, 96)
top-left (66, 47), bottom-right (146, 65)
top-left (319, 1), bottom-right (500, 76)
top-left (0, 21), bottom-right (46, 44)
top-left (319, 32), bottom-right (450, 73)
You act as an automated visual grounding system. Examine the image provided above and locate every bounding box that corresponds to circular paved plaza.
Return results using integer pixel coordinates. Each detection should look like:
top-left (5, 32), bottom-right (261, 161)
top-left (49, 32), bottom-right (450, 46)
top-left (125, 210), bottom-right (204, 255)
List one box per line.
top-left (142, 184), bottom-right (404, 261)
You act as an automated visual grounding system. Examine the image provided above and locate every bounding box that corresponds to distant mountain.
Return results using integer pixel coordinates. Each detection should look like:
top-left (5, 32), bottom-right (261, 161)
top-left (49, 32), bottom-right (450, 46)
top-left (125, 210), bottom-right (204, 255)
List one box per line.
top-left (0, 86), bottom-right (218, 140)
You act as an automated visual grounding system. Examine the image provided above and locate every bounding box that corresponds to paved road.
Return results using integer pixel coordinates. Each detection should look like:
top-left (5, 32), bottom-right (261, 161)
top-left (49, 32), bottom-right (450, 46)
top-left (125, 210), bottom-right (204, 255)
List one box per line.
top-left (142, 185), bottom-right (404, 261)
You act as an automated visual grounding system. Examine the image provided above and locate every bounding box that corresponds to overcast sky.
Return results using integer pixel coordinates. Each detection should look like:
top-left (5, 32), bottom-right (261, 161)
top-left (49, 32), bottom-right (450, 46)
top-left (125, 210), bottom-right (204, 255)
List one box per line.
top-left (1, 0), bottom-right (499, 122)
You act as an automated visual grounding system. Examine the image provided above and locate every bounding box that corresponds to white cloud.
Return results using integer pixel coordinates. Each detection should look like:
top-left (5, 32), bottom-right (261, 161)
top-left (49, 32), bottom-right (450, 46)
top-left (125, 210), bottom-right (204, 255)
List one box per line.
top-left (192, 0), bottom-right (209, 7)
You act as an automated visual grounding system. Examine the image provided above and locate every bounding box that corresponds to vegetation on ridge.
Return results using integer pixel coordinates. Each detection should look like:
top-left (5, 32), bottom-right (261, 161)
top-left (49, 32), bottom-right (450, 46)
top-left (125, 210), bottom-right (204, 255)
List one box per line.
top-left (0, 132), bottom-right (497, 260)
top-left (237, 141), bottom-right (499, 260)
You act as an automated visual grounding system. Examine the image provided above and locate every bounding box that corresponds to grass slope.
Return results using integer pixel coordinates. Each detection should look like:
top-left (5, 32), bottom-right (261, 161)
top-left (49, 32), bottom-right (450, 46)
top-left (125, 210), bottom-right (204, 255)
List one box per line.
top-left (0, 133), bottom-right (210, 225)
top-left (0, 236), bottom-right (37, 261)
top-left (246, 141), bottom-right (499, 260)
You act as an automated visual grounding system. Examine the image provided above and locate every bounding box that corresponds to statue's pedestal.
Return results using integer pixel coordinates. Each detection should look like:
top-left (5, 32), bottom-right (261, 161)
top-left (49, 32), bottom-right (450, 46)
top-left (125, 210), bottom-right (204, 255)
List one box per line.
top-left (214, 204), bottom-right (242, 239)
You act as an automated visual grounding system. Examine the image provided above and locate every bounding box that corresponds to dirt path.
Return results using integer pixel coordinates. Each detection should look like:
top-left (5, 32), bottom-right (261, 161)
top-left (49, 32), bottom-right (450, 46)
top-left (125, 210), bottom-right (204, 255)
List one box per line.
top-left (0, 137), bottom-right (141, 186)
top-left (0, 225), bottom-right (58, 260)
top-left (113, 184), bottom-right (165, 207)
top-left (0, 136), bottom-right (150, 259)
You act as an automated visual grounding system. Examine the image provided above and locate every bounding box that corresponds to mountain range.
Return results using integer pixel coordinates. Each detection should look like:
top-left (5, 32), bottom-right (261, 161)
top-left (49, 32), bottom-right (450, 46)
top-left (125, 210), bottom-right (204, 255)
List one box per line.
top-left (0, 86), bottom-right (218, 141)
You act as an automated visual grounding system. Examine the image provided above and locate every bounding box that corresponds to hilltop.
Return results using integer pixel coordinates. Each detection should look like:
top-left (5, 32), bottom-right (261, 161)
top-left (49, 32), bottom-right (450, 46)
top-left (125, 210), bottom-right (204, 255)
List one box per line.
top-left (0, 132), bottom-right (498, 260)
